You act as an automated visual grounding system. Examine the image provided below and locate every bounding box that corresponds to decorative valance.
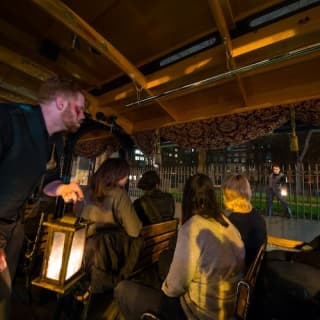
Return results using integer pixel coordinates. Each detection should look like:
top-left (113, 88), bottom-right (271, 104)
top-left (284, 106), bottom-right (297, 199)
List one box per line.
top-left (294, 99), bottom-right (320, 126)
top-left (132, 99), bottom-right (320, 153)
top-left (73, 135), bottom-right (120, 158)
top-left (160, 106), bottom-right (289, 150)
top-left (131, 130), bottom-right (157, 156)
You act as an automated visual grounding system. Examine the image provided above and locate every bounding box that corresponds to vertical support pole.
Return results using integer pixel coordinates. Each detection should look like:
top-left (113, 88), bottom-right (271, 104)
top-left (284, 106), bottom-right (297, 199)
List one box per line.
top-left (197, 149), bottom-right (207, 173)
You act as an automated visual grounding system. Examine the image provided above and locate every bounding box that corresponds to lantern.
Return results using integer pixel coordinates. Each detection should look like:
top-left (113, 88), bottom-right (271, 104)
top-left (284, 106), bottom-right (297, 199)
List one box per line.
top-left (280, 186), bottom-right (288, 197)
top-left (32, 215), bottom-right (89, 294)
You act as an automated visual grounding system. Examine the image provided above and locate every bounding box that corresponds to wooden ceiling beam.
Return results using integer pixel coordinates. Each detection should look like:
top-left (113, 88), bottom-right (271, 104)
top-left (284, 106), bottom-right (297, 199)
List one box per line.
top-left (99, 46), bottom-right (227, 106)
top-left (0, 61), bottom-right (39, 101)
top-left (0, 18), bottom-right (101, 87)
top-left (0, 87), bottom-right (36, 104)
top-left (0, 80), bottom-right (37, 101)
top-left (32, 0), bottom-right (178, 121)
top-left (0, 59), bottom-right (133, 131)
top-left (0, 20), bottom-right (132, 128)
top-left (209, 0), bottom-right (248, 105)
top-left (245, 56), bottom-right (320, 108)
top-left (0, 45), bottom-right (56, 81)
top-left (219, 0), bottom-right (236, 28)
top-left (129, 51), bottom-right (320, 132)
top-left (99, 6), bottom-right (320, 109)
top-left (232, 0), bottom-right (283, 21)
top-left (133, 73), bottom-right (320, 133)
top-left (32, 0), bottom-right (148, 86)
top-left (233, 6), bottom-right (320, 58)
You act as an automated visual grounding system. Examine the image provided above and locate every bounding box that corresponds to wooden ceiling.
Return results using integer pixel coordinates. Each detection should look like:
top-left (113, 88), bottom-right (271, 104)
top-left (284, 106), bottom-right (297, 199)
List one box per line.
top-left (1, 0), bottom-right (320, 133)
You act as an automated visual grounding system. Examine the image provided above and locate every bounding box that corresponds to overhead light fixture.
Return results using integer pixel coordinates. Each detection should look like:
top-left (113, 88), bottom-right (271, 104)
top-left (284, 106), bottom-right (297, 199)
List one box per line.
top-left (72, 34), bottom-right (80, 50)
top-left (249, 0), bottom-right (320, 28)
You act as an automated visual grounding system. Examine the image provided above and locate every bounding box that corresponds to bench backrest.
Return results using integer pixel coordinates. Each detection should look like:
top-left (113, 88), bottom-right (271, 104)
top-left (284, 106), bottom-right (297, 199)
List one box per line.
top-left (235, 242), bottom-right (266, 320)
top-left (131, 219), bottom-right (179, 276)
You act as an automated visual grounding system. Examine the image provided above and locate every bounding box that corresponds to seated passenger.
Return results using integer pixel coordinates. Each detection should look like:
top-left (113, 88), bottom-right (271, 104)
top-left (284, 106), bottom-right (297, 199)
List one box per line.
top-left (76, 158), bottom-right (143, 292)
top-left (133, 170), bottom-right (175, 225)
top-left (115, 173), bottom-right (245, 320)
top-left (222, 174), bottom-right (267, 267)
top-left (77, 158), bottom-right (141, 237)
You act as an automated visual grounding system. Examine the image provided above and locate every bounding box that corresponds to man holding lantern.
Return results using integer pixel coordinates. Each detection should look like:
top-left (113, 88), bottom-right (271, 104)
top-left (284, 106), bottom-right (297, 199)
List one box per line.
top-left (266, 164), bottom-right (292, 218)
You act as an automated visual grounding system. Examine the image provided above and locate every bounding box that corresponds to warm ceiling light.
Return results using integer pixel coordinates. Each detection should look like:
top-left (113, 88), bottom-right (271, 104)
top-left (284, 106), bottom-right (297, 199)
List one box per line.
top-left (232, 29), bottom-right (296, 57)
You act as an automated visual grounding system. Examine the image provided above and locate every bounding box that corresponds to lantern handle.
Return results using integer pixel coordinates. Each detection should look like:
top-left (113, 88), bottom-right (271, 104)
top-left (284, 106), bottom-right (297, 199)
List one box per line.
top-left (60, 214), bottom-right (78, 225)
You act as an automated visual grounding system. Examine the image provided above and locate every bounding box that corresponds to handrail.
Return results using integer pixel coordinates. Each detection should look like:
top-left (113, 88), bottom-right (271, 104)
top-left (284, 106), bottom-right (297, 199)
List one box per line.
top-left (267, 235), bottom-right (303, 249)
top-left (235, 242), bottom-right (266, 320)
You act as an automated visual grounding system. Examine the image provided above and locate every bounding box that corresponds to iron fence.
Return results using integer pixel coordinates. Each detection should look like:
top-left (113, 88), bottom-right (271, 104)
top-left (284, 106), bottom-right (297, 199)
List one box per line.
top-left (128, 163), bottom-right (320, 220)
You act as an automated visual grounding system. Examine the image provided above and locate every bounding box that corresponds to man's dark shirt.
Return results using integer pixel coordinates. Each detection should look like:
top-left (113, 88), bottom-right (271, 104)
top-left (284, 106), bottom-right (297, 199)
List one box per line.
top-left (268, 173), bottom-right (286, 191)
top-left (0, 107), bottom-right (13, 162)
top-left (0, 104), bottom-right (50, 227)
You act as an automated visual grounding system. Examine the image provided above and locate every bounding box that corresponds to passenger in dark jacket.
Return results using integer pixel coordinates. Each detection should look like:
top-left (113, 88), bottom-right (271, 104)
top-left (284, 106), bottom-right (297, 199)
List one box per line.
top-left (133, 171), bottom-right (175, 225)
top-left (222, 174), bottom-right (267, 267)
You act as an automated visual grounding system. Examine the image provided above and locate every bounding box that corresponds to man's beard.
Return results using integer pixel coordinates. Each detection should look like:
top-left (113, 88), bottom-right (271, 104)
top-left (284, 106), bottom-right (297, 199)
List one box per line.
top-left (61, 104), bottom-right (81, 132)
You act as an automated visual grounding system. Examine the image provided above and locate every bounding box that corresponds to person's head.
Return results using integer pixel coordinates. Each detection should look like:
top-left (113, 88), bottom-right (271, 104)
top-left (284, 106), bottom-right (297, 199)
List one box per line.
top-left (221, 174), bottom-right (252, 213)
top-left (38, 77), bottom-right (86, 134)
top-left (91, 158), bottom-right (130, 203)
top-left (272, 164), bottom-right (281, 175)
top-left (182, 173), bottom-right (227, 226)
top-left (137, 171), bottom-right (160, 191)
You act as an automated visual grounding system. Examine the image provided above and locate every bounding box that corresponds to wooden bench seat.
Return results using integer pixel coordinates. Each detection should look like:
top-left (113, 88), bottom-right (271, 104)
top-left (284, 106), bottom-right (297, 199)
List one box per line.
top-left (27, 217), bottom-right (179, 319)
top-left (91, 219), bottom-right (179, 320)
top-left (130, 219), bottom-right (178, 276)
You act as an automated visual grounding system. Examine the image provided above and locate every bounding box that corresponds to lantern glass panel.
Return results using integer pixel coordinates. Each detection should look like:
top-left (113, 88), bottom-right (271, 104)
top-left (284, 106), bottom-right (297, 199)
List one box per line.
top-left (66, 228), bottom-right (86, 280)
top-left (47, 231), bottom-right (66, 280)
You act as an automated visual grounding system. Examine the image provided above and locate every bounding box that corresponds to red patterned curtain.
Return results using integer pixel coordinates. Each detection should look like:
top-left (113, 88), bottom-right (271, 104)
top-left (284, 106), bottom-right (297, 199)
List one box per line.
top-left (73, 136), bottom-right (120, 158)
top-left (160, 106), bottom-right (289, 150)
top-left (131, 130), bottom-right (157, 156)
top-left (295, 99), bottom-right (320, 126)
top-left (132, 99), bottom-right (320, 151)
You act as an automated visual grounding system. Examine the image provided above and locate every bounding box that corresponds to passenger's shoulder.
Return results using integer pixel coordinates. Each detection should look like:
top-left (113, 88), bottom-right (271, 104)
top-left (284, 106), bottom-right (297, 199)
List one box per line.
top-left (108, 186), bottom-right (128, 195)
top-left (183, 214), bottom-right (208, 228)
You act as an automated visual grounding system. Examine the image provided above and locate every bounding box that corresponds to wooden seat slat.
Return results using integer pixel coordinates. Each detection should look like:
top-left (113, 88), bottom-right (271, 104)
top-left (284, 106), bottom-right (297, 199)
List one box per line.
top-left (140, 219), bottom-right (178, 238)
top-left (140, 240), bottom-right (170, 257)
top-left (143, 231), bottom-right (176, 248)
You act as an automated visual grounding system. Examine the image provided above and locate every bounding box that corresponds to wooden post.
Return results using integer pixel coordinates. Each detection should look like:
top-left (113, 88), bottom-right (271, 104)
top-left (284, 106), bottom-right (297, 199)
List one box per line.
top-left (197, 149), bottom-right (207, 174)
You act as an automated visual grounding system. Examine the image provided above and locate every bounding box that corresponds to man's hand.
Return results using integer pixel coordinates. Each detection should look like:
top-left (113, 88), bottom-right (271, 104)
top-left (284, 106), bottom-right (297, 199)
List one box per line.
top-left (0, 248), bottom-right (7, 272)
top-left (56, 182), bottom-right (84, 203)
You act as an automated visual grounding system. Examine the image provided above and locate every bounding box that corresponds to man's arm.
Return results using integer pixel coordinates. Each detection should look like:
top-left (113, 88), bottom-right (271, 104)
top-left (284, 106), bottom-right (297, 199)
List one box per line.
top-left (0, 249), bottom-right (7, 272)
top-left (43, 180), bottom-right (84, 203)
top-left (279, 173), bottom-right (287, 185)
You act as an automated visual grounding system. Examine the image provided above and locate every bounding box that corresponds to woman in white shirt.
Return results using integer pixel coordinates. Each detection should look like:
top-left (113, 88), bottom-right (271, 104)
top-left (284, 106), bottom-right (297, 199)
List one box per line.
top-left (115, 173), bottom-right (245, 320)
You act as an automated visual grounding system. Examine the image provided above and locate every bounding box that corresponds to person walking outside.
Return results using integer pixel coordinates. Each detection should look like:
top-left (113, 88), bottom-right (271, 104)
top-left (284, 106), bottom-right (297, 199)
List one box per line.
top-left (266, 164), bottom-right (292, 218)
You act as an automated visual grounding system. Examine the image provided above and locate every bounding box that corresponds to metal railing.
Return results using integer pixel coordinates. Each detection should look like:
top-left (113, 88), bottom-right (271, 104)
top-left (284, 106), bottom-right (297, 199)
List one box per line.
top-left (128, 163), bottom-right (320, 220)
